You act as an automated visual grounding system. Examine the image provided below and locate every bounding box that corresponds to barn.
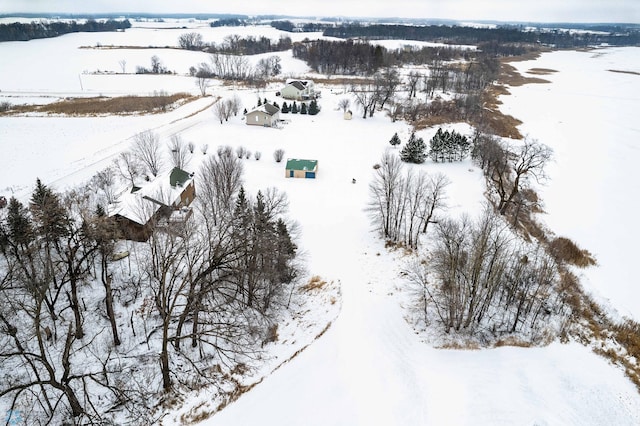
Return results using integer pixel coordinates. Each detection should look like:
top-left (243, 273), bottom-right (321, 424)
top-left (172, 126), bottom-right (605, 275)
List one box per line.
top-left (285, 159), bottom-right (318, 179)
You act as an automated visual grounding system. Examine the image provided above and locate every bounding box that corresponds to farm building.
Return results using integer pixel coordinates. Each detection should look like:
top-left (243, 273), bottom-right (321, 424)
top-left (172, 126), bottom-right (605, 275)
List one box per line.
top-left (109, 167), bottom-right (195, 241)
top-left (285, 158), bottom-right (318, 179)
top-left (245, 103), bottom-right (280, 127)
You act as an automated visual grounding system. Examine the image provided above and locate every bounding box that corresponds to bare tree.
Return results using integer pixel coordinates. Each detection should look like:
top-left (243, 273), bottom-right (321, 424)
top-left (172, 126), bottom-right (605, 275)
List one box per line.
top-left (368, 150), bottom-right (404, 240)
top-left (235, 146), bottom-right (247, 159)
top-left (273, 149), bottom-right (285, 163)
top-left (338, 98), bottom-right (351, 113)
top-left (196, 75), bottom-right (209, 96)
top-left (115, 151), bottom-right (143, 186)
top-left (119, 59), bottom-right (127, 73)
top-left (178, 32), bottom-right (204, 50)
top-left (351, 84), bottom-right (378, 119)
top-left (421, 173), bottom-right (450, 234)
top-left (213, 98), bottom-right (230, 124)
top-left (478, 138), bottom-right (552, 215)
top-left (198, 148), bottom-right (244, 224)
top-left (132, 130), bottom-right (163, 177)
top-left (168, 134), bottom-right (190, 170)
top-left (374, 67), bottom-right (401, 112)
top-left (407, 71), bottom-right (421, 98)
top-left (92, 166), bottom-right (118, 204)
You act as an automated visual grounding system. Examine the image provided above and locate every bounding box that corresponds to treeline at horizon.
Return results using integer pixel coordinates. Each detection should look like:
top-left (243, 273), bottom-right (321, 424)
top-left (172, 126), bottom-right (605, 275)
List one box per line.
top-left (0, 19), bottom-right (131, 42)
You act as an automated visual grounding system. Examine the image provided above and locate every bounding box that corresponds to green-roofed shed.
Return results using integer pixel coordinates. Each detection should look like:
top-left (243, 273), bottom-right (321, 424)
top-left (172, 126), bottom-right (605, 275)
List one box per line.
top-left (285, 159), bottom-right (318, 179)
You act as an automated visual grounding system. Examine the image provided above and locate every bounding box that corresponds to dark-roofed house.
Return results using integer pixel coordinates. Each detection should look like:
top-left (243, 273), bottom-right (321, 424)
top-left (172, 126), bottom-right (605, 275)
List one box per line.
top-left (245, 103), bottom-right (280, 127)
top-left (109, 167), bottom-right (195, 241)
top-left (285, 158), bottom-right (318, 179)
top-left (281, 79), bottom-right (316, 101)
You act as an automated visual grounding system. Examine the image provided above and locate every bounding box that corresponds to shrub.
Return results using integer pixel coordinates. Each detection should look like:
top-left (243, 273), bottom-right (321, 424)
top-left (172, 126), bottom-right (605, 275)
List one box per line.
top-left (273, 149), bottom-right (285, 162)
top-left (254, 151), bottom-right (262, 160)
top-left (548, 236), bottom-right (596, 267)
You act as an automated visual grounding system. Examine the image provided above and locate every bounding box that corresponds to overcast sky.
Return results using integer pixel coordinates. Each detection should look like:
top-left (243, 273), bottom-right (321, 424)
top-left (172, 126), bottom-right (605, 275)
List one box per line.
top-left (1, 0), bottom-right (638, 23)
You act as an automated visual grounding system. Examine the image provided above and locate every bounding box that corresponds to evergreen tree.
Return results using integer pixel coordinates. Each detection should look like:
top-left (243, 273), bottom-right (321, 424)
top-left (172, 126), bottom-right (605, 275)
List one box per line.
top-left (257, 98), bottom-right (262, 106)
top-left (400, 132), bottom-right (427, 163)
top-left (281, 101), bottom-right (289, 113)
top-left (291, 101), bottom-right (298, 114)
top-left (3, 197), bottom-right (33, 248)
top-left (243, 108), bottom-right (248, 115)
top-left (300, 102), bottom-right (308, 114)
top-left (308, 99), bottom-right (319, 115)
top-left (389, 132), bottom-right (401, 148)
top-left (29, 178), bottom-right (69, 241)
top-left (429, 128), bottom-right (470, 162)
top-left (273, 101), bottom-right (279, 110)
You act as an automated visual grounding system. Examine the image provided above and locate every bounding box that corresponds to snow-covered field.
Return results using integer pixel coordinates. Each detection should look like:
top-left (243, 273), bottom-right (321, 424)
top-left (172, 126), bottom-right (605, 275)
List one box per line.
top-left (1, 21), bottom-right (639, 425)
top-left (500, 47), bottom-right (640, 321)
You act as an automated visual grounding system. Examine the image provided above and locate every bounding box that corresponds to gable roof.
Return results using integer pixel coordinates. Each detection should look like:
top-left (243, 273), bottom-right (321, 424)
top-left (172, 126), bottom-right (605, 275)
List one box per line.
top-left (247, 103), bottom-right (280, 116)
top-left (170, 167), bottom-right (192, 187)
top-left (285, 158), bottom-right (318, 172)
top-left (109, 167), bottom-right (194, 225)
top-left (289, 81), bottom-right (306, 91)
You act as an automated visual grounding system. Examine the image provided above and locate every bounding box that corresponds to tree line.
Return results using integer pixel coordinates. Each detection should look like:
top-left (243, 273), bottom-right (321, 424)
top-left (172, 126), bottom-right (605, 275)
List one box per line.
top-left (178, 32), bottom-right (292, 55)
top-left (0, 19), bottom-right (131, 42)
top-left (323, 23), bottom-right (640, 49)
top-left (0, 144), bottom-right (302, 423)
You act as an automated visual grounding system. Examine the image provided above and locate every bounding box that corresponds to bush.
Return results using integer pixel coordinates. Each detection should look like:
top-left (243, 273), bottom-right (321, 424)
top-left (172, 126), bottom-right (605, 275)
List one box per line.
top-left (548, 236), bottom-right (596, 267)
top-left (0, 101), bottom-right (12, 112)
top-left (254, 151), bottom-right (262, 160)
top-left (274, 149), bottom-right (285, 162)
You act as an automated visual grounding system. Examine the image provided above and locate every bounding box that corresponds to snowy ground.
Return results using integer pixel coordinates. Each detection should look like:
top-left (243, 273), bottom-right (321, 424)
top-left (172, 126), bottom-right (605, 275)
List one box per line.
top-left (499, 47), bottom-right (640, 321)
top-left (1, 23), bottom-right (639, 425)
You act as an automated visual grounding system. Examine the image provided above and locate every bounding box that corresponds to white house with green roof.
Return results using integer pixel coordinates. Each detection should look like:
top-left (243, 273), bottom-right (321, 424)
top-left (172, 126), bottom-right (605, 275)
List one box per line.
top-left (285, 158), bottom-right (318, 179)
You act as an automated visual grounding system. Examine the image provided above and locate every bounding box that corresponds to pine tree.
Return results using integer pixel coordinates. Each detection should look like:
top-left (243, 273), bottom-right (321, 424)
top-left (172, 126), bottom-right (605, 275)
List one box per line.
top-left (400, 132), bottom-right (427, 163)
top-left (257, 98), bottom-right (262, 106)
top-left (5, 197), bottom-right (33, 247)
top-left (389, 132), bottom-right (401, 148)
top-left (291, 101), bottom-right (298, 114)
top-left (30, 178), bottom-right (69, 241)
top-left (273, 101), bottom-right (279, 110)
top-left (281, 101), bottom-right (289, 113)
top-left (308, 99), bottom-right (319, 115)
top-left (300, 102), bottom-right (308, 114)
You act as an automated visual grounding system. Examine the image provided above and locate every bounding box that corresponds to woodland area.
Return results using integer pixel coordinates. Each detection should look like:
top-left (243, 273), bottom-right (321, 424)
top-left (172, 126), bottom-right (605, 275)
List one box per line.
top-left (0, 19), bottom-right (131, 42)
top-left (0, 145), bottom-right (302, 424)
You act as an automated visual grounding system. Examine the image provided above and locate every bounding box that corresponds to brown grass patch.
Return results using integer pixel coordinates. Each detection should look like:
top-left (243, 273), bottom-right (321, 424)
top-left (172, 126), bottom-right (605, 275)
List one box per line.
top-left (438, 341), bottom-right (481, 350)
top-left (548, 237), bottom-right (597, 268)
top-left (499, 62), bottom-right (550, 87)
top-left (494, 337), bottom-right (534, 348)
top-left (526, 67), bottom-right (558, 75)
top-left (300, 275), bottom-right (327, 292)
top-left (608, 69), bottom-right (640, 76)
top-left (612, 320), bottom-right (640, 364)
top-left (4, 93), bottom-right (194, 116)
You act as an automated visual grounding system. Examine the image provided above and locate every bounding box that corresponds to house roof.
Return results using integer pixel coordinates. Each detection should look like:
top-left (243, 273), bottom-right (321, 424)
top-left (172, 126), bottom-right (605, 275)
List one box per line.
top-left (109, 167), bottom-right (194, 225)
top-left (170, 167), bottom-right (192, 187)
top-left (247, 103), bottom-right (280, 116)
top-left (289, 81), bottom-right (306, 91)
top-left (285, 158), bottom-right (318, 172)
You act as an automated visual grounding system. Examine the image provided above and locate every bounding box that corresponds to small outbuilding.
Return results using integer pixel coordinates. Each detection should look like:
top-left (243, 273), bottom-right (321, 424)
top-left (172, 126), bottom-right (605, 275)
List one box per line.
top-left (285, 159), bottom-right (318, 179)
